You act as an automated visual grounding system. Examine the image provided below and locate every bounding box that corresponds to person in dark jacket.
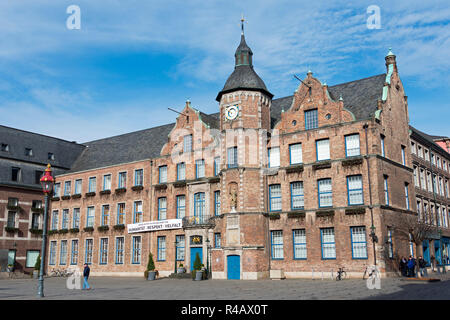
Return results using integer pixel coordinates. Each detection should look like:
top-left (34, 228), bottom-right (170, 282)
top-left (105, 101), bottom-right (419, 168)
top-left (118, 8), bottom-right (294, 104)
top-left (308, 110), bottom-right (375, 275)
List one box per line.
top-left (430, 255), bottom-right (436, 272)
top-left (418, 256), bottom-right (428, 277)
top-left (82, 263), bottom-right (91, 290)
top-left (399, 257), bottom-right (408, 277)
top-left (407, 256), bottom-right (416, 277)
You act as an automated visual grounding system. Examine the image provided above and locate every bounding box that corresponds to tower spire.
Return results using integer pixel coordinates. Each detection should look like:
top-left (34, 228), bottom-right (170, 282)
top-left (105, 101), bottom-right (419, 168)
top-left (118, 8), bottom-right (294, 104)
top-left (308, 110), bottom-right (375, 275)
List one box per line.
top-left (241, 14), bottom-right (245, 35)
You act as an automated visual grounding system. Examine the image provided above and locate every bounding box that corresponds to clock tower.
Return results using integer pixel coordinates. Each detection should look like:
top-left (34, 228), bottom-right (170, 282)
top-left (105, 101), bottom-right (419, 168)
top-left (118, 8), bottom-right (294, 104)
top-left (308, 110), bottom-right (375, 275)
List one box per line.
top-left (212, 20), bottom-right (274, 280)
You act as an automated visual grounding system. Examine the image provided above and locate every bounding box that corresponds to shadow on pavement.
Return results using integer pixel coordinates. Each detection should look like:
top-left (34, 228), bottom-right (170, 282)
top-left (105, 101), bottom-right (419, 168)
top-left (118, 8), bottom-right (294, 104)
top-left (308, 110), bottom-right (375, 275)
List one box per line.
top-left (364, 279), bottom-right (450, 300)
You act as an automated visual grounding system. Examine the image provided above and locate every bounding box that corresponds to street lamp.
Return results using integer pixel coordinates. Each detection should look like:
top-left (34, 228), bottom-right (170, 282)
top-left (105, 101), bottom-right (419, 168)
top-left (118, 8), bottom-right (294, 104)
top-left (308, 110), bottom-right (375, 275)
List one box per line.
top-left (174, 239), bottom-right (178, 274)
top-left (38, 164), bottom-right (54, 298)
top-left (205, 238), bottom-right (211, 280)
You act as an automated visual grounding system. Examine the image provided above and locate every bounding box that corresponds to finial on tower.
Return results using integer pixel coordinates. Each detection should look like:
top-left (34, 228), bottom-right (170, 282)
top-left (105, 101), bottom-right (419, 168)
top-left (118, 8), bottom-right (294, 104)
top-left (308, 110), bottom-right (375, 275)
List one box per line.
top-left (241, 14), bottom-right (245, 35)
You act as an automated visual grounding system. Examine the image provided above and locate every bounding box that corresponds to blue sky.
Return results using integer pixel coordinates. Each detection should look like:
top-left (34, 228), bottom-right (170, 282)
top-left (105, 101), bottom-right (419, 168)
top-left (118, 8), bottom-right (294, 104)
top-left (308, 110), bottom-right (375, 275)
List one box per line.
top-left (0, 0), bottom-right (449, 142)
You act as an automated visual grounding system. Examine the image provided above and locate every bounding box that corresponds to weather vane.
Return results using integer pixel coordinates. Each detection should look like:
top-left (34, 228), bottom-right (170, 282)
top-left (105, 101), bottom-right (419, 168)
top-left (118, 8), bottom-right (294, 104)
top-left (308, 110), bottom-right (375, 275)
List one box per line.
top-left (240, 14), bottom-right (247, 35)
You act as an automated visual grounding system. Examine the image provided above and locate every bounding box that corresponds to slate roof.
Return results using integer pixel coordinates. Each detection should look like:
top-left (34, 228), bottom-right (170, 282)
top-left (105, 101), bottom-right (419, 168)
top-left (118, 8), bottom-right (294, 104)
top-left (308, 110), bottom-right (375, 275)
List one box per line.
top-left (410, 126), bottom-right (450, 157)
top-left (0, 125), bottom-right (85, 169)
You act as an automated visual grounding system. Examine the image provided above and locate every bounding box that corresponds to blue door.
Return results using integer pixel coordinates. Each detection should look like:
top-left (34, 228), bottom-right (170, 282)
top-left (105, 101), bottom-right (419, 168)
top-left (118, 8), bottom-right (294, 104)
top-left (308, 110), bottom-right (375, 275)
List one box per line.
top-left (423, 240), bottom-right (430, 267)
top-left (435, 240), bottom-right (441, 265)
top-left (190, 247), bottom-right (202, 272)
top-left (227, 255), bottom-right (240, 280)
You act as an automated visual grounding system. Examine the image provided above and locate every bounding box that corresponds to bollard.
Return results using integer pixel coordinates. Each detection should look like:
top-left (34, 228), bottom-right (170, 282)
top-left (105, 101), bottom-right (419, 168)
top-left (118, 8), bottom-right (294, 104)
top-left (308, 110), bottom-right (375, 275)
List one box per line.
top-left (312, 268), bottom-right (314, 280)
top-left (330, 269), bottom-right (333, 280)
top-left (321, 271), bottom-right (323, 280)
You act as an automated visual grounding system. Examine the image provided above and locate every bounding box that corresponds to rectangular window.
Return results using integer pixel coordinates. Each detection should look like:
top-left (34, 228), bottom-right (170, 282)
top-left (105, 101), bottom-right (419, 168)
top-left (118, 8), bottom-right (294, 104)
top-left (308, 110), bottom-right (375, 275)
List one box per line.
top-left (289, 143), bottom-right (302, 164)
top-left (290, 181), bottom-right (304, 210)
top-left (49, 241), bottom-right (57, 265)
top-left (118, 172), bottom-right (127, 188)
top-left (158, 198), bottom-right (167, 220)
top-left (157, 236), bottom-right (166, 261)
top-left (25, 148), bottom-right (33, 156)
top-left (195, 159), bottom-right (205, 178)
top-left (214, 233), bottom-right (221, 248)
top-left (184, 134), bottom-right (193, 153)
top-left (320, 228), bottom-right (336, 259)
top-left (31, 213), bottom-right (40, 229)
top-left (134, 169), bottom-right (143, 186)
top-left (293, 229), bottom-right (307, 260)
top-left (268, 147), bottom-right (280, 168)
top-left (305, 109), bottom-right (318, 130)
top-left (418, 145), bottom-right (423, 158)
top-left (228, 147), bottom-right (238, 168)
top-left (159, 166), bottom-right (167, 183)
top-left (387, 228), bottom-right (394, 259)
top-left (103, 174), bottom-right (111, 191)
top-left (318, 178), bottom-right (333, 208)
top-left (316, 139), bottom-right (330, 161)
top-left (117, 203), bottom-right (126, 225)
top-left (176, 235), bottom-right (185, 261)
top-left (60, 240), bottom-right (67, 265)
top-left (132, 236), bottom-right (141, 264)
top-left (347, 175), bottom-right (363, 205)
top-left (425, 149), bottom-right (429, 161)
top-left (271, 230), bottom-right (283, 259)
top-left (74, 179), bottom-right (82, 194)
top-left (134, 201), bottom-right (143, 223)
top-left (439, 177), bottom-right (444, 196)
top-left (420, 169), bottom-right (426, 190)
top-left (101, 205), bottom-right (110, 226)
top-left (35, 171), bottom-right (43, 184)
top-left (381, 135), bottom-right (385, 157)
top-left (11, 167), bottom-right (21, 182)
top-left (86, 207), bottom-right (95, 227)
top-left (413, 166), bottom-right (419, 187)
top-left (51, 210), bottom-right (58, 230)
top-left (85, 239), bottom-right (93, 264)
top-left (1, 143), bottom-right (9, 152)
top-left (64, 181), bottom-right (71, 196)
top-left (177, 163), bottom-right (186, 181)
top-left (214, 157), bottom-right (220, 176)
top-left (71, 240), bottom-right (78, 265)
top-left (401, 145), bottom-right (406, 165)
top-left (351, 227), bottom-right (368, 259)
top-left (115, 237), bottom-right (124, 264)
top-left (345, 134), bottom-right (360, 157)
top-left (26, 250), bottom-right (40, 268)
top-left (53, 183), bottom-right (61, 197)
top-left (269, 184), bottom-right (282, 212)
top-left (61, 209), bottom-right (69, 229)
top-left (214, 191), bottom-right (221, 216)
top-left (417, 199), bottom-right (422, 221)
top-left (7, 211), bottom-right (15, 228)
top-left (72, 208), bottom-right (80, 229)
top-left (48, 152), bottom-right (55, 160)
top-left (411, 141), bottom-right (416, 154)
top-left (88, 177), bottom-right (96, 193)
top-left (384, 175), bottom-right (389, 205)
top-left (99, 238), bottom-right (108, 265)
top-left (176, 195), bottom-right (186, 219)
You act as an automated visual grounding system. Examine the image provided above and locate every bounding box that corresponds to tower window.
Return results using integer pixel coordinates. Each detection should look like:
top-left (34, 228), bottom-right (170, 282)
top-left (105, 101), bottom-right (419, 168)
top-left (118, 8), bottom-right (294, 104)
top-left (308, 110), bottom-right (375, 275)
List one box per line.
top-left (1, 143), bottom-right (9, 152)
top-left (25, 148), bottom-right (33, 156)
top-left (48, 153), bottom-right (55, 160)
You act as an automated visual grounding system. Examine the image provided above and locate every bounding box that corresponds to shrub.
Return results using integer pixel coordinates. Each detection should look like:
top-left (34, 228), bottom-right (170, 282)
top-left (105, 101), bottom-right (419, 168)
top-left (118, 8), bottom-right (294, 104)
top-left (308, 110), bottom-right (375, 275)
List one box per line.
top-left (34, 255), bottom-right (41, 271)
top-left (144, 253), bottom-right (156, 279)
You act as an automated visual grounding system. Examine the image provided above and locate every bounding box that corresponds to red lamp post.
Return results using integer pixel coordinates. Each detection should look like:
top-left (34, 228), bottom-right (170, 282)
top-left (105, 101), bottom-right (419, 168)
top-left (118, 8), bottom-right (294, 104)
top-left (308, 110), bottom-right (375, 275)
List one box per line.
top-left (38, 164), bottom-right (54, 298)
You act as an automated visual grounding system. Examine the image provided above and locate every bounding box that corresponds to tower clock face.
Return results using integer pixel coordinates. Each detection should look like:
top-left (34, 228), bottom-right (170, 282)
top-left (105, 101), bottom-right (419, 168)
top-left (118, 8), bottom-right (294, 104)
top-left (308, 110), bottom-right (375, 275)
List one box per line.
top-left (225, 105), bottom-right (239, 121)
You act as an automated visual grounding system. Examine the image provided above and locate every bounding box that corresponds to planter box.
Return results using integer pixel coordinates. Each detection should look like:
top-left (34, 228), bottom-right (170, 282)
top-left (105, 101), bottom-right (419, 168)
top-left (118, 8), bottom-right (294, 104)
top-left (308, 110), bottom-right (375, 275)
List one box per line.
top-left (154, 184), bottom-right (167, 191)
top-left (115, 188), bottom-right (127, 194)
top-left (5, 226), bottom-right (19, 233)
top-left (29, 228), bottom-right (43, 235)
top-left (287, 211), bottom-right (306, 218)
top-left (312, 161), bottom-right (332, 170)
top-left (316, 210), bottom-right (335, 217)
top-left (99, 190), bottom-right (111, 195)
top-left (59, 229), bottom-right (69, 234)
top-left (7, 205), bottom-right (20, 211)
top-left (83, 227), bottom-right (94, 232)
top-left (269, 213), bottom-right (280, 220)
top-left (97, 225), bottom-right (109, 232)
top-left (31, 207), bottom-right (44, 213)
top-left (131, 185), bottom-right (144, 191)
top-left (47, 229), bottom-right (58, 235)
top-left (69, 228), bottom-right (80, 233)
top-left (51, 197), bottom-right (60, 201)
top-left (342, 157), bottom-right (363, 167)
top-left (113, 224), bottom-right (126, 231)
top-left (286, 164), bottom-right (304, 174)
top-left (71, 194), bottom-right (82, 199)
top-left (61, 195), bottom-right (71, 200)
top-left (173, 181), bottom-right (186, 188)
top-left (147, 271), bottom-right (157, 280)
top-left (195, 271), bottom-right (204, 281)
top-left (345, 207), bottom-right (366, 215)
top-left (85, 192), bottom-right (96, 197)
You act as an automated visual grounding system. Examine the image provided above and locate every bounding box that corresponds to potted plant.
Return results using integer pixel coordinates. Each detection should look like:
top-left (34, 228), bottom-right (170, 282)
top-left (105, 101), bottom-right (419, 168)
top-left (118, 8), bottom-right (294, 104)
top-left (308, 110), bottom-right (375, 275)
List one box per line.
top-left (7, 264), bottom-right (14, 273)
top-left (177, 263), bottom-right (186, 274)
top-left (193, 252), bottom-right (203, 281)
top-left (33, 255), bottom-right (41, 279)
top-left (144, 253), bottom-right (157, 280)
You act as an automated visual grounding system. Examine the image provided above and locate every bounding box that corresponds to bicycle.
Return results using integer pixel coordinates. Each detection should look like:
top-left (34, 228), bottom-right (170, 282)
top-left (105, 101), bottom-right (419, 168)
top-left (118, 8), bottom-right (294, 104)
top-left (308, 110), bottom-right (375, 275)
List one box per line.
top-left (336, 267), bottom-right (347, 281)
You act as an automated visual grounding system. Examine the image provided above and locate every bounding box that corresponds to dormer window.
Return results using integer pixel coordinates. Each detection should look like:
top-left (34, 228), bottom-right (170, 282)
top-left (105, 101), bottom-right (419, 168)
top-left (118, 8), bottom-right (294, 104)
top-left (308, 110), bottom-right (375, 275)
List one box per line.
top-left (25, 148), bottom-right (33, 156)
top-left (1, 143), bottom-right (9, 152)
top-left (48, 153), bottom-right (55, 160)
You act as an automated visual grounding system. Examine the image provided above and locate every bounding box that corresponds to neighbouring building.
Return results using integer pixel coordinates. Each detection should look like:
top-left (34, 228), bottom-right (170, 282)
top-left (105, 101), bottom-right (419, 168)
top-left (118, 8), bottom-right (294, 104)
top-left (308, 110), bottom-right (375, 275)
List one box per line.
top-left (0, 125), bottom-right (85, 272)
top-left (41, 29), bottom-right (450, 279)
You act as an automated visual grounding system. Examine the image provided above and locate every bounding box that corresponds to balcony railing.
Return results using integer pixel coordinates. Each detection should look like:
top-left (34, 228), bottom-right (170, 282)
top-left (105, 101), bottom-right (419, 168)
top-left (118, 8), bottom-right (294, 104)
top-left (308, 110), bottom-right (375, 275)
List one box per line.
top-left (182, 215), bottom-right (214, 227)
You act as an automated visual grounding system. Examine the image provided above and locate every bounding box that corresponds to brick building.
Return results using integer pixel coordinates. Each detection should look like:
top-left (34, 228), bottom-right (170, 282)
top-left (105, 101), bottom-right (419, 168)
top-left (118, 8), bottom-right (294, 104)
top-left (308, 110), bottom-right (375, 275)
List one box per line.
top-left (43, 31), bottom-right (450, 279)
top-left (0, 125), bottom-right (84, 272)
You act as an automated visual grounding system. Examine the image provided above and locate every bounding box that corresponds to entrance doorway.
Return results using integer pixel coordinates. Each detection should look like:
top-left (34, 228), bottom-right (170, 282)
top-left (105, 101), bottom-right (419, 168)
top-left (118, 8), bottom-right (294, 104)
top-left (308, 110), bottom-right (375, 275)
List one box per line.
top-left (190, 247), bottom-right (202, 272)
top-left (227, 255), bottom-right (240, 280)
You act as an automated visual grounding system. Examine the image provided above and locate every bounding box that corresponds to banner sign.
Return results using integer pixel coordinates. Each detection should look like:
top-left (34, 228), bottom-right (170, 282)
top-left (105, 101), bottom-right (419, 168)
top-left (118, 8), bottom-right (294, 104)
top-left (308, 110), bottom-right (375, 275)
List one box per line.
top-left (127, 219), bottom-right (183, 234)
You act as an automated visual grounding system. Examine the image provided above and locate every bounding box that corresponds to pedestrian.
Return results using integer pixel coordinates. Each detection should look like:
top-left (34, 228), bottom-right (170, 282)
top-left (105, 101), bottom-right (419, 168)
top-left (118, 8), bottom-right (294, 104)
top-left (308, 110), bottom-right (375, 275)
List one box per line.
top-left (399, 256), bottom-right (408, 277)
top-left (82, 263), bottom-right (91, 290)
top-left (430, 255), bottom-right (436, 272)
top-left (418, 256), bottom-right (428, 277)
top-left (407, 256), bottom-right (416, 277)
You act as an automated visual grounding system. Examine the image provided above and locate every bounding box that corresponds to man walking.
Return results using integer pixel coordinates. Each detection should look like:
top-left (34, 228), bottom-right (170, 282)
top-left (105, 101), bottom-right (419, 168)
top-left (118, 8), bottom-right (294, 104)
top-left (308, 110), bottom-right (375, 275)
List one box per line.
top-left (418, 256), bottom-right (428, 277)
top-left (82, 263), bottom-right (91, 290)
top-left (407, 256), bottom-right (416, 277)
